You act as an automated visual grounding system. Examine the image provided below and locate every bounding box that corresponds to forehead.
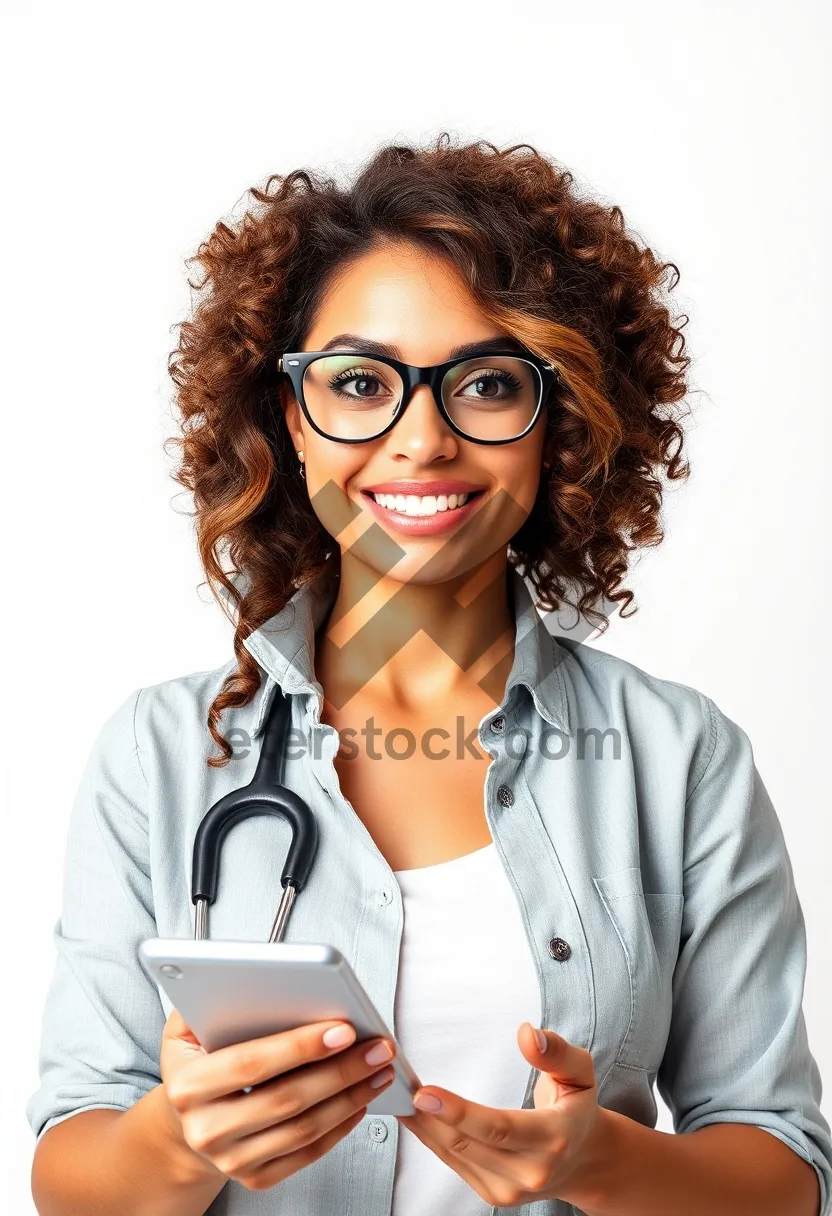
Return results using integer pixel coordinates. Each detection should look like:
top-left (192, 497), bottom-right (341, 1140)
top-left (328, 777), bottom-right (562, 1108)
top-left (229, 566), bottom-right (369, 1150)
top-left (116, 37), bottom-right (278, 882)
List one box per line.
top-left (303, 242), bottom-right (511, 363)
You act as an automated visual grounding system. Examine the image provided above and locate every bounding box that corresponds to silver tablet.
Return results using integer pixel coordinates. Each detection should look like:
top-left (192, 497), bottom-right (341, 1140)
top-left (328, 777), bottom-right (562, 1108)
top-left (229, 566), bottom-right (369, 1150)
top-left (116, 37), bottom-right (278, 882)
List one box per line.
top-left (139, 938), bottom-right (420, 1115)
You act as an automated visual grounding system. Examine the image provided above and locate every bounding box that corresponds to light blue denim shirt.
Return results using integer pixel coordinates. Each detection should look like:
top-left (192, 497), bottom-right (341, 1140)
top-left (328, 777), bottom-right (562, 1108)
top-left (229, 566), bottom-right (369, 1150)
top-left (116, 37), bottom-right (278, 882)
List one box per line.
top-left (27, 568), bottom-right (832, 1215)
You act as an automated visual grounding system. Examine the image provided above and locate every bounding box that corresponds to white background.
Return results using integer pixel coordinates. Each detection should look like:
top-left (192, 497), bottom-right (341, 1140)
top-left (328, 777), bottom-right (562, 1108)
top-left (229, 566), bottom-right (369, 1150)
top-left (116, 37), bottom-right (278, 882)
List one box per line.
top-left (7, 1), bottom-right (831, 1210)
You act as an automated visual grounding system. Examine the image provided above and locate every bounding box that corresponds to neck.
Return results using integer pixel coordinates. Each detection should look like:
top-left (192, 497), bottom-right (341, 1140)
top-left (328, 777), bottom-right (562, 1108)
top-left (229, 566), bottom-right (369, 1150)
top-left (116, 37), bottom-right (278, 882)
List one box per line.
top-left (315, 549), bottom-right (516, 714)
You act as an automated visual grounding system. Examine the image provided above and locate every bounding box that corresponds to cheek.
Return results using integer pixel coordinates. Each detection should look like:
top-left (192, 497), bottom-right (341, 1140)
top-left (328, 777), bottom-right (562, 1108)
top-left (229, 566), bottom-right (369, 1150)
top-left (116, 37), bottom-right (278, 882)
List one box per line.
top-left (305, 438), bottom-right (365, 489)
top-left (303, 449), bottom-right (369, 534)
top-left (501, 458), bottom-right (544, 517)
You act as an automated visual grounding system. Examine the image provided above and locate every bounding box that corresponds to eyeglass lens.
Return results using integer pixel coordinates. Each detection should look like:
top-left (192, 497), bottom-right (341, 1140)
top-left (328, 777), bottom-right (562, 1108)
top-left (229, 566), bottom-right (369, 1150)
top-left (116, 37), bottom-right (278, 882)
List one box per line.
top-left (301, 355), bottom-right (542, 442)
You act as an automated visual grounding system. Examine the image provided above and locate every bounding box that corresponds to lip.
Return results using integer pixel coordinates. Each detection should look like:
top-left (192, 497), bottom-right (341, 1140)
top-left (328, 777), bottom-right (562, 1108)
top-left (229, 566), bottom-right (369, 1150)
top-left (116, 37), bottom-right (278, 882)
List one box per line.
top-left (360, 486), bottom-right (487, 536)
top-left (361, 480), bottom-right (485, 496)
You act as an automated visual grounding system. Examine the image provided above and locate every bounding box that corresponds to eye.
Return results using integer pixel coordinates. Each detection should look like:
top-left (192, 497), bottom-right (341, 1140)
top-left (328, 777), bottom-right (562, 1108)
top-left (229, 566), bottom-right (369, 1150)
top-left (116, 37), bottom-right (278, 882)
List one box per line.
top-left (455, 367), bottom-right (524, 402)
top-left (326, 367), bottom-right (392, 400)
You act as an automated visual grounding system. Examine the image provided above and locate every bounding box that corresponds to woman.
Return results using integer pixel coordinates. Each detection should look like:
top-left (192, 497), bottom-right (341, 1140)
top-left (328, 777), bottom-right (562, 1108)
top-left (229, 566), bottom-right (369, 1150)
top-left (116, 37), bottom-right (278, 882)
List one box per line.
top-left (28, 136), bottom-right (831, 1216)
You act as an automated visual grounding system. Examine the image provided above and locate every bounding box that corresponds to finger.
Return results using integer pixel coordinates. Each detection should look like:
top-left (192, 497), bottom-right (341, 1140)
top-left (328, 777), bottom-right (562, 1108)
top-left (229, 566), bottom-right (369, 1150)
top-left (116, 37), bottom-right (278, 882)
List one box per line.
top-left (409, 1086), bottom-right (562, 1153)
top-left (241, 1104), bottom-right (368, 1191)
top-left (401, 1111), bottom-right (564, 1209)
top-left (519, 1023), bottom-right (597, 1095)
top-left (167, 1021), bottom-right (360, 1107)
top-left (163, 1007), bottom-right (204, 1049)
top-left (398, 1115), bottom-right (498, 1201)
top-left (206, 1069), bottom-right (395, 1176)
top-left (400, 1104), bottom-right (550, 1182)
top-left (189, 1038), bottom-right (396, 1146)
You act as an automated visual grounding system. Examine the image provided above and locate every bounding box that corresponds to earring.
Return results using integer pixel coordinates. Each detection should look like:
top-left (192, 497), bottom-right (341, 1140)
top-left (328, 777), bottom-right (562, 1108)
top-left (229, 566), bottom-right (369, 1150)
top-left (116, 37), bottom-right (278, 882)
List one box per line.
top-left (297, 450), bottom-right (306, 481)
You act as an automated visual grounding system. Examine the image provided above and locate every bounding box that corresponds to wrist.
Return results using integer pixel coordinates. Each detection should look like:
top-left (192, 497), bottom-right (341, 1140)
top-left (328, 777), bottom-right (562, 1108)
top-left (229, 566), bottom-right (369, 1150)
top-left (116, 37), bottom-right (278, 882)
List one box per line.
top-left (149, 1083), bottom-right (224, 1187)
top-left (558, 1105), bottom-right (622, 1213)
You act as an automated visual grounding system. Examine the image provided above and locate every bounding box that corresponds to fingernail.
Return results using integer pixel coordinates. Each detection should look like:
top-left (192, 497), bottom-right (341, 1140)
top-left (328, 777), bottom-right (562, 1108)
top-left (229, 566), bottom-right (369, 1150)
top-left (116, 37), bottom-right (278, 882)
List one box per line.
top-left (413, 1092), bottom-right (443, 1112)
top-left (534, 1027), bottom-right (548, 1053)
top-left (323, 1024), bottom-right (355, 1049)
top-left (369, 1066), bottom-right (394, 1089)
top-left (365, 1040), bottom-right (393, 1066)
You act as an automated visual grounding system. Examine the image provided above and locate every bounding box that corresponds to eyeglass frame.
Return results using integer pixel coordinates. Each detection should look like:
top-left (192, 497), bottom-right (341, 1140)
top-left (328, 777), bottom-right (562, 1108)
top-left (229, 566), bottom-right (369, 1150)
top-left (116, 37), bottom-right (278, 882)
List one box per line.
top-left (276, 349), bottom-right (560, 446)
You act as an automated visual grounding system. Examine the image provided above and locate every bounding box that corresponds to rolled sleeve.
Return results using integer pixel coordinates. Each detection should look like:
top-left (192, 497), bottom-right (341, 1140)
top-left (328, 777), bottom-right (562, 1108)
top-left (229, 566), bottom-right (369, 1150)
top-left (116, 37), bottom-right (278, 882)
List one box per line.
top-left (26, 687), bottom-right (166, 1142)
top-left (656, 694), bottom-right (832, 1213)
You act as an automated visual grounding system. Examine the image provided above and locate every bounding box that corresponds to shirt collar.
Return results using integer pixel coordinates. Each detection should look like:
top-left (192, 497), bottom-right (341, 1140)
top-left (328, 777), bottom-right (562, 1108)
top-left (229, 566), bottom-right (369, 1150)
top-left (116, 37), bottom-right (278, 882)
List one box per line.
top-left (227, 566), bottom-right (571, 738)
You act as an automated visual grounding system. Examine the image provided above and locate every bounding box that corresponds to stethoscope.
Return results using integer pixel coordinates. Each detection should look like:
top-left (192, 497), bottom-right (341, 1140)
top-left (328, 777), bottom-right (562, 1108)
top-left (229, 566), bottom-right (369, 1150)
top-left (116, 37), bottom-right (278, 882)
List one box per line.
top-left (190, 683), bottom-right (319, 944)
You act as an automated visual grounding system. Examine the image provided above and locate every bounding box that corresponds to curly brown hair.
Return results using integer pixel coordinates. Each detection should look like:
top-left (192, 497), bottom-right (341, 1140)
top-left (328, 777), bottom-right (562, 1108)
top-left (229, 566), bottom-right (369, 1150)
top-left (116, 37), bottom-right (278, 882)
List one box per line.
top-left (166, 133), bottom-right (692, 768)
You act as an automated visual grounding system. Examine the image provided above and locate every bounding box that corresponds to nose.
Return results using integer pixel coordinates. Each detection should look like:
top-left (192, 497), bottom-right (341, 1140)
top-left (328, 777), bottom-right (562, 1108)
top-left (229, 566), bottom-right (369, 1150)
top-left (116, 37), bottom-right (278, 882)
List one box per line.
top-left (385, 383), bottom-right (459, 463)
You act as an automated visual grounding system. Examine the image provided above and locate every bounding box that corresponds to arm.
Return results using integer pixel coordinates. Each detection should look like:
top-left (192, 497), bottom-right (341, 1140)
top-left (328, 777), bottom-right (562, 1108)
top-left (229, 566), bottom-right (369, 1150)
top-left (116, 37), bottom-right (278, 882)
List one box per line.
top-left (571, 1105), bottom-right (821, 1215)
top-left (568, 693), bottom-right (831, 1215)
top-left (27, 688), bottom-right (224, 1216)
top-left (33, 1086), bottom-right (226, 1216)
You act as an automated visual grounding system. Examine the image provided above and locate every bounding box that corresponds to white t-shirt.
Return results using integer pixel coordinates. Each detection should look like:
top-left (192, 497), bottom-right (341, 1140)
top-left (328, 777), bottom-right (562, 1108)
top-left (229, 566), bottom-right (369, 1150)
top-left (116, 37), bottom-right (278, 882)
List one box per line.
top-left (391, 843), bottom-right (542, 1216)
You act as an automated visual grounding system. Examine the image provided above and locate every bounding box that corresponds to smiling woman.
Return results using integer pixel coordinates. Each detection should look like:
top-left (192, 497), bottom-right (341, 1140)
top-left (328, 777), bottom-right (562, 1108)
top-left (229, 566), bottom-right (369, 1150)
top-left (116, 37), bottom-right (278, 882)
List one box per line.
top-left (27, 133), bottom-right (831, 1216)
top-left (164, 135), bottom-right (693, 768)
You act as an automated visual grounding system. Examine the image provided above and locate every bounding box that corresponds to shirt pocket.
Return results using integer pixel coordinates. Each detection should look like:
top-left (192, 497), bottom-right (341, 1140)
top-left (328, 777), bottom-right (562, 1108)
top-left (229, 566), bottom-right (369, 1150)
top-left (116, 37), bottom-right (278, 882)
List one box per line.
top-left (593, 865), bottom-right (684, 1072)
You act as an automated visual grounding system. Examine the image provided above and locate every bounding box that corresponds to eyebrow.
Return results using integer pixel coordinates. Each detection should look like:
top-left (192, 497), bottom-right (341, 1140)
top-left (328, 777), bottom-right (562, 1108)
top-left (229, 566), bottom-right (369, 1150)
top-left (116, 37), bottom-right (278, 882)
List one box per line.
top-left (317, 333), bottom-right (527, 361)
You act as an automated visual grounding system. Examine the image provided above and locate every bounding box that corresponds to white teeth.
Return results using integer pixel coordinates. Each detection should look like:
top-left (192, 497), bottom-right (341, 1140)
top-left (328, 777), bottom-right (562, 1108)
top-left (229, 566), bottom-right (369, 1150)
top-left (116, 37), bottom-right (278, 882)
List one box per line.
top-left (371, 491), bottom-right (471, 516)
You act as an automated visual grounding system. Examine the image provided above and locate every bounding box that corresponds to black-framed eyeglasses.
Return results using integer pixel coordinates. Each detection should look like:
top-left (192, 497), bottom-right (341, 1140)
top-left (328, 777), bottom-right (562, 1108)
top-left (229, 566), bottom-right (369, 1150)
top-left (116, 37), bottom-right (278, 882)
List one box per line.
top-left (277, 348), bottom-right (559, 445)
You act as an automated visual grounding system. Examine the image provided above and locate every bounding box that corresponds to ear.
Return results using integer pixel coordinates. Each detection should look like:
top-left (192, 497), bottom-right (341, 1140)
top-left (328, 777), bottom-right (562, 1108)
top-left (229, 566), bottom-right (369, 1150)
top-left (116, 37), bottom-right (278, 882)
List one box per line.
top-left (280, 386), bottom-right (304, 454)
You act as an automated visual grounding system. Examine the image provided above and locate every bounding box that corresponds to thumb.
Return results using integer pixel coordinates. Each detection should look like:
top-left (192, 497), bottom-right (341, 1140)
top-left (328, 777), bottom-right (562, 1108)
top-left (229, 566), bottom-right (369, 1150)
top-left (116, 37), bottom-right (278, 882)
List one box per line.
top-left (162, 1007), bottom-right (205, 1052)
top-left (518, 1022), bottom-right (596, 1091)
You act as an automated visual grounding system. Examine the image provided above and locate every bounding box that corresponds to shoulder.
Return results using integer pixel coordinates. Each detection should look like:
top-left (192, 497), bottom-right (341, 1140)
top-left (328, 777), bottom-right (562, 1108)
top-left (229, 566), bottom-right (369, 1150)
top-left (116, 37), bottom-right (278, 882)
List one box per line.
top-left (96, 657), bottom-right (264, 779)
top-left (552, 634), bottom-right (742, 795)
top-left (552, 631), bottom-right (713, 724)
top-left (133, 658), bottom-right (239, 735)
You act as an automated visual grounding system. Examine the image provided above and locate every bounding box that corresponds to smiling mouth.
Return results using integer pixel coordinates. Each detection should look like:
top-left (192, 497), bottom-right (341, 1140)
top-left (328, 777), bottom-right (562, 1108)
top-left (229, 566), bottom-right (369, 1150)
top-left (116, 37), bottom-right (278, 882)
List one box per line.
top-left (361, 489), bottom-right (485, 517)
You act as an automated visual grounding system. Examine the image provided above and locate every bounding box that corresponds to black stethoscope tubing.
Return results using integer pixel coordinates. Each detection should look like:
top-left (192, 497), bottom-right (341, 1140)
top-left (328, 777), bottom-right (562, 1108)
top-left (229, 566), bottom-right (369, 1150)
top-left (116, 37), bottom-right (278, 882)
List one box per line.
top-left (190, 684), bottom-right (319, 943)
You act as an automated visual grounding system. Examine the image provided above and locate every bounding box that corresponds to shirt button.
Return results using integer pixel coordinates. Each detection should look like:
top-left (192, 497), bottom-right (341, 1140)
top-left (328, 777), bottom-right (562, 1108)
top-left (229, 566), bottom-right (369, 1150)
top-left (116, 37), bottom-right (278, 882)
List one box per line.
top-left (377, 886), bottom-right (393, 906)
top-left (497, 784), bottom-right (514, 808)
top-left (548, 936), bottom-right (572, 961)
top-left (490, 714), bottom-right (506, 733)
top-left (368, 1119), bottom-right (388, 1142)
